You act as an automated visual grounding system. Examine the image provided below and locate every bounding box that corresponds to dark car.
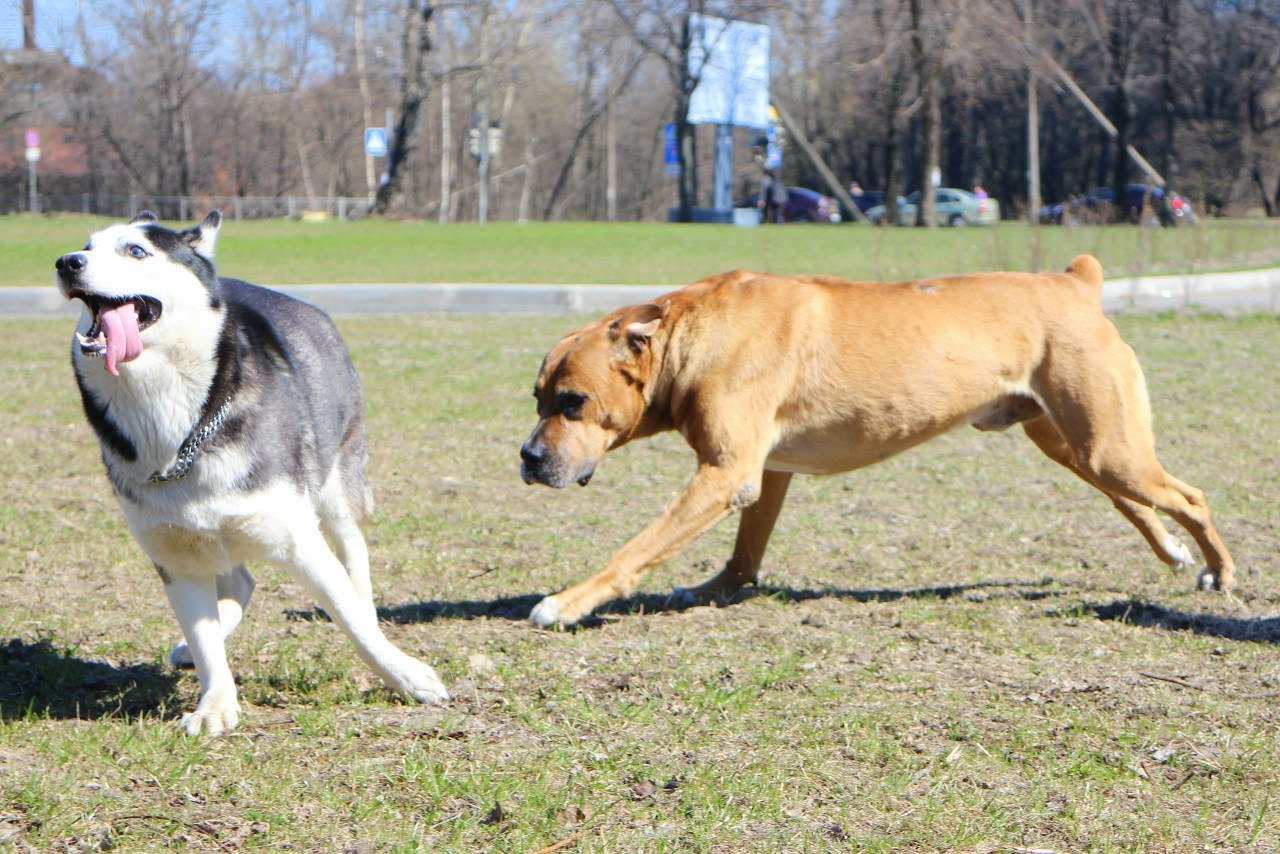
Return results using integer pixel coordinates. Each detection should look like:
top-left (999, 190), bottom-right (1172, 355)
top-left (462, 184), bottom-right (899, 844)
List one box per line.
top-left (1040, 184), bottom-right (1198, 226)
top-left (736, 187), bottom-right (841, 223)
top-left (839, 189), bottom-right (885, 222)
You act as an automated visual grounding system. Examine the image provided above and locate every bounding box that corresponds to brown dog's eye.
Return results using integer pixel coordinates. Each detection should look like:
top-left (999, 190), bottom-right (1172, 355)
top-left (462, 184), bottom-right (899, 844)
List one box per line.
top-left (558, 392), bottom-right (587, 420)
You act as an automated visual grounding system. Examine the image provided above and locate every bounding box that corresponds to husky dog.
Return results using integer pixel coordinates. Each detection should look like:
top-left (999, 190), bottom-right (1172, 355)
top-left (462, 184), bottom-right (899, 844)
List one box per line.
top-left (56, 211), bottom-right (447, 735)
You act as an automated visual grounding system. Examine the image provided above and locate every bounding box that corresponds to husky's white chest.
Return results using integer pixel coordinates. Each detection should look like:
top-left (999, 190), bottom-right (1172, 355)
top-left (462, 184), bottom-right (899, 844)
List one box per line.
top-left (128, 481), bottom-right (314, 578)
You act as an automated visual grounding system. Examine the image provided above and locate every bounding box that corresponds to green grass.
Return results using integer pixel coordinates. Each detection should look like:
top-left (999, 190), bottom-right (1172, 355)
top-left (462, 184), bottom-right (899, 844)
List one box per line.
top-left (10, 213), bottom-right (1280, 286)
top-left (0, 311), bottom-right (1278, 850)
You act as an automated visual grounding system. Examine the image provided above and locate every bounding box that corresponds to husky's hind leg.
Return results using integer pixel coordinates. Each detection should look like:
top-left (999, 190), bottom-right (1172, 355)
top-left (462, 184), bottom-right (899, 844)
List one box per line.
top-left (319, 458), bottom-right (376, 621)
top-left (277, 520), bottom-right (447, 705)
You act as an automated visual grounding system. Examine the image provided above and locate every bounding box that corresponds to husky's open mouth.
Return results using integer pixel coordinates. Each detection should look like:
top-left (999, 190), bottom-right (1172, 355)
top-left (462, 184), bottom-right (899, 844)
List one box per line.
top-left (71, 292), bottom-right (162, 375)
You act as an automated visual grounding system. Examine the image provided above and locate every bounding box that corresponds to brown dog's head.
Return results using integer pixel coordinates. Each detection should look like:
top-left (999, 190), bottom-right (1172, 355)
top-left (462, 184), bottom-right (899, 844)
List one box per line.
top-left (520, 302), bottom-right (665, 488)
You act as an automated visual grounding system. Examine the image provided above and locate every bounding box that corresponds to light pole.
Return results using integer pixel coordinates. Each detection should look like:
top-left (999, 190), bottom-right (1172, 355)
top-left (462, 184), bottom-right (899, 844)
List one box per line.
top-left (25, 128), bottom-right (39, 214)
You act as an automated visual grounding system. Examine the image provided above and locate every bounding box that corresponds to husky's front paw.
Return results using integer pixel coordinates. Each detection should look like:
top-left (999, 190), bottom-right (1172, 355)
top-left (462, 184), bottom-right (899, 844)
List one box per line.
top-left (529, 595), bottom-right (565, 628)
top-left (168, 641), bottom-right (194, 669)
top-left (666, 586), bottom-right (700, 609)
top-left (386, 658), bottom-right (449, 705)
top-left (182, 691), bottom-right (241, 737)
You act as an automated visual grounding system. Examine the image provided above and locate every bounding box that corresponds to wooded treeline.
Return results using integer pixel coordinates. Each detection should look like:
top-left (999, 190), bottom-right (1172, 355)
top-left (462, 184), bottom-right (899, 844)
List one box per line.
top-left (21, 0), bottom-right (1280, 220)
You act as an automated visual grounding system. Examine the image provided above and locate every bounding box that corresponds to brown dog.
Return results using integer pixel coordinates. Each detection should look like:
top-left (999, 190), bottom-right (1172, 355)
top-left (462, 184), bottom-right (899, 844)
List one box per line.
top-left (519, 257), bottom-right (1235, 627)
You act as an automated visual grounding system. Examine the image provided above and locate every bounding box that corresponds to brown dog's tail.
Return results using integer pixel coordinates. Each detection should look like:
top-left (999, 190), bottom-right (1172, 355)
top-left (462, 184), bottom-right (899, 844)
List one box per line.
top-left (1065, 254), bottom-right (1104, 289)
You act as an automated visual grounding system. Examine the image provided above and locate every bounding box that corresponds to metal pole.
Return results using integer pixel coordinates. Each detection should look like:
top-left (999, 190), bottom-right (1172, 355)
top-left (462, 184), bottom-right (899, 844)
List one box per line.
top-left (713, 124), bottom-right (733, 211)
top-left (440, 75), bottom-right (451, 223)
top-left (478, 101), bottom-right (490, 224)
top-left (385, 107), bottom-right (394, 177)
top-left (606, 87), bottom-right (618, 221)
top-left (1024, 0), bottom-right (1041, 225)
top-left (27, 159), bottom-right (37, 214)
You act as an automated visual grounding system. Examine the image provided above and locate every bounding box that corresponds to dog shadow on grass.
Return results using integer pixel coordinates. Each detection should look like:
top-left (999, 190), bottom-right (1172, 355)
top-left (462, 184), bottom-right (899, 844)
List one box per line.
top-left (300, 577), bottom-right (1065, 629)
top-left (0, 636), bottom-right (179, 722)
top-left (1068, 598), bottom-right (1280, 644)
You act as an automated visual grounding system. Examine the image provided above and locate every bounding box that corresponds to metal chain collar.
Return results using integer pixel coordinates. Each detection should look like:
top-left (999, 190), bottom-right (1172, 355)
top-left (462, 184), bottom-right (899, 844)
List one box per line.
top-left (148, 399), bottom-right (233, 485)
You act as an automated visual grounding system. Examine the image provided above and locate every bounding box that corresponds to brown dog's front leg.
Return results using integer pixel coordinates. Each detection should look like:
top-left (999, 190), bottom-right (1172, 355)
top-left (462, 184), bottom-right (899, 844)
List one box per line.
top-left (672, 469), bottom-right (793, 605)
top-left (529, 464), bottom-right (762, 627)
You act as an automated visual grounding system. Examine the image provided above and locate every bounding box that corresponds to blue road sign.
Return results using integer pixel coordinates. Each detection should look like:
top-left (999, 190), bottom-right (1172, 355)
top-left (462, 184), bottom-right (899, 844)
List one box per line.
top-left (765, 121), bottom-right (782, 170)
top-left (364, 127), bottom-right (388, 158)
top-left (663, 123), bottom-right (680, 178)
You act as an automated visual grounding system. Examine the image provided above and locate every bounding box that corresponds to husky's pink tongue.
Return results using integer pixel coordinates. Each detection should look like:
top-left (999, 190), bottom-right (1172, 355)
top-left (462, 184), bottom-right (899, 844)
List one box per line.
top-left (100, 302), bottom-right (143, 376)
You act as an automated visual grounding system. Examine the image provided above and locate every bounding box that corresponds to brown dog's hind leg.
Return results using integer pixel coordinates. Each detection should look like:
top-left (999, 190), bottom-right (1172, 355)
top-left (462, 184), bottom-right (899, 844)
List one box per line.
top-left (1031, 343), bottom-right (1236, 590)
top-left (670, 469), bottom-right (794, 605)
top-left (1022, 417), bottom-right (1195, 572)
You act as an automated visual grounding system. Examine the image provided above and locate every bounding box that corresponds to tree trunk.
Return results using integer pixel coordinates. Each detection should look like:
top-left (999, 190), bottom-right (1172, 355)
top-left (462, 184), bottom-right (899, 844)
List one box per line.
top-left (1107, 3), bottom-right (1133, 221)
top-left (909, 0), bottom-right (939, 228)
top-left (674, 14), bottom-right (695, 222)
top-left (354, 0), bottom-right (377, 202)
top-left (1159, 0), bottom-right (1178, 185)
top-left (373, 0), bottom-right (433, 216)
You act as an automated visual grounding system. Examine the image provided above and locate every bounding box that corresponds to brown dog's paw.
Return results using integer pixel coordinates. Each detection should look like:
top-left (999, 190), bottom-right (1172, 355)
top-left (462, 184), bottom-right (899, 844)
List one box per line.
top-left (1196, 568), bottom-right (1234, 593)
top-left (529, 595), bottom-right (567, 628)
top-left (1165, 536), bottom-right (1196, 573)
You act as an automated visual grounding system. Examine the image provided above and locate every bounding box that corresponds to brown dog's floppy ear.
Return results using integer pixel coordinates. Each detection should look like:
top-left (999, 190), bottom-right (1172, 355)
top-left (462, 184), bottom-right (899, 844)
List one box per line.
top-left (626, 318), bottom-right (660, 352)
top-left (621, 302), bottom-right (665, 353)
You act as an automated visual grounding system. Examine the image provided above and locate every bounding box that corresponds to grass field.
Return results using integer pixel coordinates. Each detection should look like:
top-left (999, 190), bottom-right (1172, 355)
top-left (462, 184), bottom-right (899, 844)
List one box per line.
top-left (1, 311), bottom-right (1277, 850)
top-left (9, 213), bottom-right (1280, 286)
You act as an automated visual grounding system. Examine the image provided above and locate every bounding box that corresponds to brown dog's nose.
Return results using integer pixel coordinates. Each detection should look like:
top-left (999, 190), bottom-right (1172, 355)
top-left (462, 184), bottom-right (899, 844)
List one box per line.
top-left (520, 440), bottom-right (544, 484)
top-left (56, 253), bottom-right (86, 275)
top-left (520, 441), bottom-right (543, 467)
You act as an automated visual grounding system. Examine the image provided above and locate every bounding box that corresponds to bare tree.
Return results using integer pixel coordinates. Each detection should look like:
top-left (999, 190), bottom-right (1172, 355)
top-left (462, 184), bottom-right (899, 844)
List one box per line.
top-left (907, 0), bottom-right (944, 227)
top-left (76, 0), bottom-right (220, 209)
top-left (373, 0), bottom-right (433, 214)
top-left (606, 0), bottom-right (715, 222)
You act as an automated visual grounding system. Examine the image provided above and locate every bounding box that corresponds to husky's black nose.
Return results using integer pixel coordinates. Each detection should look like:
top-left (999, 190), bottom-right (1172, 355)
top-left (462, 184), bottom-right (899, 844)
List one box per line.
top-left (56, 253), bottom-right (86, 276)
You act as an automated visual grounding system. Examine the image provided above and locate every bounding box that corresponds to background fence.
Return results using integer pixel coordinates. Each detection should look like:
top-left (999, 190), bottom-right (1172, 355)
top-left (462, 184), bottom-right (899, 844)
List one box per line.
top-left (10, 193), bottom-right (373, 222)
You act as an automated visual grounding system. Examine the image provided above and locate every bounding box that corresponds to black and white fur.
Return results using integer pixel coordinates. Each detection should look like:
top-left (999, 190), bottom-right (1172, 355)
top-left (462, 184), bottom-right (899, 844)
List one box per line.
top-left (56, 211), bottom-right (447, 735)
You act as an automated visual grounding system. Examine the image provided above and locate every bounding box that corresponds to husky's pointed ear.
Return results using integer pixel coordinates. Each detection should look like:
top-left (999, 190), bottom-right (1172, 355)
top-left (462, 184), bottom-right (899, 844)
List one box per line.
top-left (182, 210), bottom-right (222, 259)
top-left (130, 211), bottom-right (157, 225)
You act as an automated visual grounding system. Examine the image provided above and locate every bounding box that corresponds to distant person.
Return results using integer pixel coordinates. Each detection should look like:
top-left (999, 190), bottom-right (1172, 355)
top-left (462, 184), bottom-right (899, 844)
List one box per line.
top-left (759, 167), bottom-right (787, 224)
top-left (849, 181), bottom-right (864, 198)
top-left (973, 184), bottom-right (988, 200)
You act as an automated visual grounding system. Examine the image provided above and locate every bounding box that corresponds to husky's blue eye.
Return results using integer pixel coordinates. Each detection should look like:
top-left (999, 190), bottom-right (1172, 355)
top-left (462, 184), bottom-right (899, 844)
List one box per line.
top-left (126, 245), bottom-right (149, 259)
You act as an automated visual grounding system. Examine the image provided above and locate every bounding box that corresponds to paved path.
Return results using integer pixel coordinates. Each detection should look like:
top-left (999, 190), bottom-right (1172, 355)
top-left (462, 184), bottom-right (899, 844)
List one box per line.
top-left (5, 267), bottom-right (1278, 318)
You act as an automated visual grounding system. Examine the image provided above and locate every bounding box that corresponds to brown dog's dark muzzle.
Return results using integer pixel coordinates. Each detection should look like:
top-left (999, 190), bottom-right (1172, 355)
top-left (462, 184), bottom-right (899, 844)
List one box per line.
top-left (520, 433), bottom-right (594, 488)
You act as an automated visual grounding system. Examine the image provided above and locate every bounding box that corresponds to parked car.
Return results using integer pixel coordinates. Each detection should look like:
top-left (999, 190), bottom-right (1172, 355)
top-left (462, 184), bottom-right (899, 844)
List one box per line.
top-left (840, 189), bottom-right (886, 222)
top-left (735, 187), bottom-right (841, 223)
top-left (1039, 184), bottom-right (1198, 226)
top-left (864, 188), bottom-right (1000, 226)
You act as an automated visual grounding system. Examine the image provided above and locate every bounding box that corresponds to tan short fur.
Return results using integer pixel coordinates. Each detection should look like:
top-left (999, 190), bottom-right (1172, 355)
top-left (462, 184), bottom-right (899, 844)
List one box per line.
top-left (519, 257), bottom-right (1235, 627)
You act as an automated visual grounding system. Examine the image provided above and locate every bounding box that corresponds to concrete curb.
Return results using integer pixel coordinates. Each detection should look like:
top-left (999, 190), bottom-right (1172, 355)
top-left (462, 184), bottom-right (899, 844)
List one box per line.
top-left (1102, 267), bottom-right (1280, 312)
top-left (6, 268), bottom-right (1279, 318)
